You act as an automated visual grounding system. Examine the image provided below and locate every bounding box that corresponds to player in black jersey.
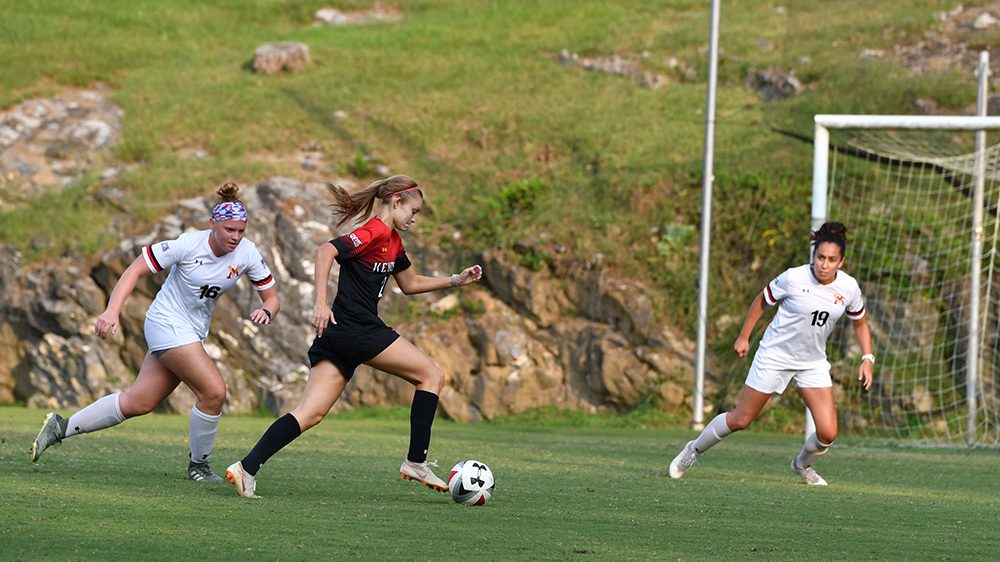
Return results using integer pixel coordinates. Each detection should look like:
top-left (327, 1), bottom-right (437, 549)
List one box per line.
top-left (226, 175), bottom-right (483, 497)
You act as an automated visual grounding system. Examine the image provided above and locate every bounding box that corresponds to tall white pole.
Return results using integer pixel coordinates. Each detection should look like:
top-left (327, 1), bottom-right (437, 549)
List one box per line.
top-left (967, 50), bottom-right (989, 445)
top-left (811, 123), bottom-right (830, 234)
top-left (693, 0), bottom-right (722, 430)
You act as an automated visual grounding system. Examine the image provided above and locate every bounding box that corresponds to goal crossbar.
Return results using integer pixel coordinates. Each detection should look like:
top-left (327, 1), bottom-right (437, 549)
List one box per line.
top-left (815, 114), bottom-right (1000, 130)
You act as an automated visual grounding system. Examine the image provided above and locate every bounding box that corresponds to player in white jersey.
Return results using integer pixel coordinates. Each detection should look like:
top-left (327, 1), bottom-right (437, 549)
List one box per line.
top-left (669, 222), bottom-right (874, 486)
top-left (31, 183), bottom-right (280, 483)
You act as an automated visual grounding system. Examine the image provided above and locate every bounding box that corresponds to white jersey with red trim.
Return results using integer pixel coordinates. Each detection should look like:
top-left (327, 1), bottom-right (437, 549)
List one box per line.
top-left (141, 229), bottom-right (275, 340)
top-left (756, 264), bottom-right (865, 369)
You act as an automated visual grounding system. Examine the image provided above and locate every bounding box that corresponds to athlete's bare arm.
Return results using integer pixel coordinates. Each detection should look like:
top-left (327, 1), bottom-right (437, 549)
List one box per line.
top-left (852, 315), bottom-right (874, 390)
top-left (393, 264), bottom-right (483, 295)
top-left (95, 255), bottom-right (154, 339)
top-left (312, 242), bottom-right (340, 336)
top-left (733, 290), bottom-right (768, 358)
top-left (250, 285), bottom-right (280, 325)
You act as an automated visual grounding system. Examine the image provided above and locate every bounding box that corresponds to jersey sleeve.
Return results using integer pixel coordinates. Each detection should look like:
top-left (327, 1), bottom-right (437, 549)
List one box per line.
top-left (763, 269), bottom-right (790, 306)
top-left (142, 234), bottom-right (193, 274)
top-left (331, 226), bottom-right (377, 262)
top-left (393, 250), bottom-right (412, 274)
top-left (845, 284), bottom-right (866, 320)
top-left (245, 246), bottom-right (276, 291)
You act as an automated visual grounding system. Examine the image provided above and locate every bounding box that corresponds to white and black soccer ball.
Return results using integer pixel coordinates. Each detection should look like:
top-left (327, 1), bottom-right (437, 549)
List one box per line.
top-left (448, 460), bottom-right (495, 506)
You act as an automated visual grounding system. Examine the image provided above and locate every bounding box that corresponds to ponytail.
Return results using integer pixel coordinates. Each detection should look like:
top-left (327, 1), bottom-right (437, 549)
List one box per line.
top-left (327, 174), bottom-right (422, 228)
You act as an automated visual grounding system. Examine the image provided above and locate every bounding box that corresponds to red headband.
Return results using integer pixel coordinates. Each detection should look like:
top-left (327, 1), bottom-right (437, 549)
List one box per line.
top-left (384, 185), bottom-right (420, 199)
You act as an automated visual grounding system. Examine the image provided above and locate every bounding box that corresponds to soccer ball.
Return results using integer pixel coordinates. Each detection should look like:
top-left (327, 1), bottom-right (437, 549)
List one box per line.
top-left (448, 460), bottom-right (495, 506)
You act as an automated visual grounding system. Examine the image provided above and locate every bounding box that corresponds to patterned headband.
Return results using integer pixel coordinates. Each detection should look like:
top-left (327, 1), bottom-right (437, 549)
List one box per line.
top-left (212, 201), bottom-right (248, 222)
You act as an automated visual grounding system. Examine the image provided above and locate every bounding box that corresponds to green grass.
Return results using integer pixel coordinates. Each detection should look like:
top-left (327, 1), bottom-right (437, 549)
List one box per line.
top-left (2, 406), bottom-right (997, 560)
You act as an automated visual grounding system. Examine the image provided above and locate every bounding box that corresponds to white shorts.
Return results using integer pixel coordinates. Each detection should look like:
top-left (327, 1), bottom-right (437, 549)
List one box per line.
top-left (144, 315), bottom-right (204, 354)
top-left (744, 357), bottom-right (832, 395)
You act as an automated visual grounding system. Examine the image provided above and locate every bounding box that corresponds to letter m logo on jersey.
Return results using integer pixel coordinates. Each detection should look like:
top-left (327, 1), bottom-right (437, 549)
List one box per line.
top-left (227, 266), bottom-right (241, 279)
top-left (834, 294), bottom-right (845, 305)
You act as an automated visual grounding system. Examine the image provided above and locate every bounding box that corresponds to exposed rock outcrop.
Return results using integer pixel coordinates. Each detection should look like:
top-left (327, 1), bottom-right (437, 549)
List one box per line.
top-left (861, 3), bottom-right (1000, 79)
top-left (0, 87), bottom-right (122, 208)
top-left (557, 50), bottom-right (670, 90)
top-left (0, 177), bottom-right (695, 420)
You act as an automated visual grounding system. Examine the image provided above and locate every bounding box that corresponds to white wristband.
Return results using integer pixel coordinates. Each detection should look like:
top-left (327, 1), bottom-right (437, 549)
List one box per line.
top-left (450, 274), bottom-right (459, 287)
top-left (861, 353), bottom-right (875, 366)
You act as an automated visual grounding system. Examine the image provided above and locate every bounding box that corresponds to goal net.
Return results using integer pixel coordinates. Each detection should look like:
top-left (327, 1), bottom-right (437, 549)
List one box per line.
top-left (814, 115), bottom-right (1000, 447)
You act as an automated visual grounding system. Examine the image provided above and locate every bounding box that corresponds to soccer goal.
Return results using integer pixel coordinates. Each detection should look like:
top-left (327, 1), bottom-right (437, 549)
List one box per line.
top-left (812, 113), bottom-right (1000, 447)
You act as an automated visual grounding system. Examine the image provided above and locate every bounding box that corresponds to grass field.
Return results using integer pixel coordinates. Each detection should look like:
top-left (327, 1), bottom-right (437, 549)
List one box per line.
top-left (3, 4), bottom-right (1000, 557)
top-left (2, 406), bottom-right (997, 560)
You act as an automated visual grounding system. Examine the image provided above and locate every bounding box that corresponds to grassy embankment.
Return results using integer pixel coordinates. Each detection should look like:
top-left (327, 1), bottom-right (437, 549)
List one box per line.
top-left (0, 0), bottom-right (989, 414)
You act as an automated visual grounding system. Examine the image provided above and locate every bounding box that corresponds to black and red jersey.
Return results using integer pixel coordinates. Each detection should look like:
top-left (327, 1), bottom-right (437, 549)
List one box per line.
top-left (329, 217), bottom-right (412, 331)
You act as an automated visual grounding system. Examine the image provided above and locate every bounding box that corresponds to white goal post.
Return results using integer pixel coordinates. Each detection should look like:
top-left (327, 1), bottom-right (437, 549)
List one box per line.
top-left (812, 113), bottom-right (1000, 447)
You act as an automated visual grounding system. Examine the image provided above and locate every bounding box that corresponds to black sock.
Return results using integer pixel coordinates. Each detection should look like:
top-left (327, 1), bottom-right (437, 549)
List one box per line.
top-left (407, 390), bottom-right (439, 463)
top-left (241, 413), bottom-right (302, 476)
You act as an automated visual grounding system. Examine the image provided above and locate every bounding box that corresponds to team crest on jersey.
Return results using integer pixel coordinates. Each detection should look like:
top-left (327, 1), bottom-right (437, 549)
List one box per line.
top-left (349, 233), bottom-right (363, 247)
top-left (161, 242), bottom-right (169, 251)
top-left (834, 294), bottom-right (845, 305)
top-left (227, 266), bottom-right (241, 279)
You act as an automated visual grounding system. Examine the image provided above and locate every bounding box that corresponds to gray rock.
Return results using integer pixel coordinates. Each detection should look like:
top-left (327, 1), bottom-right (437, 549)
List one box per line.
top-left (745, 67), bottom-right (804, 101)
top-left (314, 6), bottom-right (402, 26)
top-left (253, 42), bottom-right (311, 76)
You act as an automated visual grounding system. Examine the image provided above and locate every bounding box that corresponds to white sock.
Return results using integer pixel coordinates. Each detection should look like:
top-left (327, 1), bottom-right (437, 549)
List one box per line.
top-left (65, 393), bottom-right (125, 438)
top-left (692, 413), bottom-right (733, 454)
top-left (189, 405), bottom-right (221, 464)
top-left (795, 432), bottom-right (833, 468)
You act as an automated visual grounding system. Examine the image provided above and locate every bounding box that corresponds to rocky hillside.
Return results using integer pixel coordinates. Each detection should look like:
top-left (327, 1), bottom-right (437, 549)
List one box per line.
top-left (0, 176), bottom-right (696, 421)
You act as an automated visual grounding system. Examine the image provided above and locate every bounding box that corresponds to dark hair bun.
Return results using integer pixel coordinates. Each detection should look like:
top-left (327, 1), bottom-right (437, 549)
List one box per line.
top-left (815, 221), bottom-right (847, 242)
top-left (217, 182), bottom-right (240, 201)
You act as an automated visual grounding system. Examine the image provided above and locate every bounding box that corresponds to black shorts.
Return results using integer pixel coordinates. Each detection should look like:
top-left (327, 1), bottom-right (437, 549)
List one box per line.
top-left (307, 324), bottom-right (400, 381)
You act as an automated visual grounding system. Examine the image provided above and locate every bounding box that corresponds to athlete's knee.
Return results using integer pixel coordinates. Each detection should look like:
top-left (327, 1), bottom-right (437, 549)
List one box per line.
top-left (119, 392), bottom-right (157, 417)
top-left (816, 428), bottom-right (837, 445)
top-left (292, 408), bottom-right (325, 431)
top-left (196, 382), bottom-right (227, 414)
top-left (725, 411), bottom-right (754, 432)
top-left (418, 365), bottom-right (445, 392)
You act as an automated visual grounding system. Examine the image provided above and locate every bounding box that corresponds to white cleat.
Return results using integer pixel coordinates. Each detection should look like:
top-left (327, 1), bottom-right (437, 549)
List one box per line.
top-left (399, 459), bottom-right (448, 492)
top-left (31, 412), bottom-right (66, 462)
top-left (668, 440), bottom-right (699, 479)
top-left (791, 459), bottom-right (828, 486)
top-left (225, 461), bottom-right (258, 497)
